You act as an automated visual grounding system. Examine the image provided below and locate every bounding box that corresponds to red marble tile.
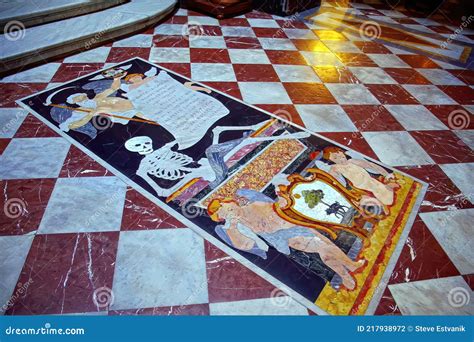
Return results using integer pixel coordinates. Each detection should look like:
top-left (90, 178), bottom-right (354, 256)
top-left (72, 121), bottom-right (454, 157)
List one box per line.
top-left (319, 131), bottom-right (379, 160)
top-left (233, 64), bottom-right (279, 82)
top-left (219, 18), bottom-right (250, 27)
top-left (335, 53), bottom-right (377, 67)
top-left (187, 10), bottom-right (207, 16)
top-left (387, 217), bottom-right (460, 285)
top-left (276, 19), bottom-right (308, 29)
top-left (384, 68), bottom-right (431, 84)
top-left (313, 66), bottom-right (360, 83)
top-left (353, 41), bottom-right (391, 54)
top-left (283, 83), bottom-right (337, 104)
top-left (153, 35), bottom-right (189, 48)
top-left (190, 48), bottom-right (230, 63)
top-left (224, 36), bottom-right (262, 49)
top-left (398, 164), bottom-right (473, 212)
top-left (121, 188), bottom-right (185, 230)
top-left (291, 39), bottom-right (330, 52)
top-left (50, 63), bottom-right (104, 83)
top-left (398, 55), bottom-right (440, 68)
top-left (106, 47), bottom-right (151, 63)
top-left (5, 232), bottom-right (119, 315)
top-left (0, 178), bottom-right (56, 236)
top-left (0, 138), bottom-right (10, 154)
top-left (0, 83), bottom-right (46, 107)
top-left (202, 82), bottom-right (242, 100)
top-left (425, 105), bottom-right (474, 130)
top-left (14, 114), bottom-right (59, 138)
top-left (253, 27), bottom-right (287, 38)
top-left (440, 86), bottom-right (474, 105)
top-left (342, 105), bottom-right (404, 131)
top-left (159, 63), bottom-right (191, 79)
top-left (200, 25), bottom-right (222, 36)
top-left (265, 50), bottom-right (307, 65)
top-left (374, 287), bottom-right (402, 315)
top-left (366, 84), bottom-right (419, 104)
top-left (410, 130), bottom-right (474, 163)
top-left (257, 104), bottom-right (305, 127)
top-left (393, 18), bottom-right (419, 24)
top-left (205, 241), bottom-right (276, 303)
top-left (448, 70), bottom-right (474, 85)
top-left (109, 303), bottom-right (210, 316)
top-left (59, 145), bottom-right (112, 178)
top-left (463, 274), bottom-right (474, 290)
top-left (164, 15), bottom-right (188, 24)
top-left (245, 11), bottom-right (273, 19)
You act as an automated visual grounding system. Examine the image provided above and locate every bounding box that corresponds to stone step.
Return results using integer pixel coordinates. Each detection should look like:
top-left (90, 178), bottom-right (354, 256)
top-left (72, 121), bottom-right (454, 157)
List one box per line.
top-left (0, 0), bottom-right (178, 75)
top-left (0, 0), bottom-right (126, 30)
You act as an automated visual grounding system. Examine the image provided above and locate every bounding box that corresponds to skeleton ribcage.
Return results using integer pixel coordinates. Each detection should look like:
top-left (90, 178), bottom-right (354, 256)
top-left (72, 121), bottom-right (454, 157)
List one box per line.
top-left (144, 149), bottom-right (194, 180)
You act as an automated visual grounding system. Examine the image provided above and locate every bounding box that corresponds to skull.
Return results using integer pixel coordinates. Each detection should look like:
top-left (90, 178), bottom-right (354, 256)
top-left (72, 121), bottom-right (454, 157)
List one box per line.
top-left (125, 136), bottom-right (153, 155)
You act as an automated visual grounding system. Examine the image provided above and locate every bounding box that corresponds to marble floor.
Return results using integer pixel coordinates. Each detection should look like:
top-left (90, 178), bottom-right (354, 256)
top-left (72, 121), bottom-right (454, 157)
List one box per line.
top-left (1, 1), bottom-right (473, 316)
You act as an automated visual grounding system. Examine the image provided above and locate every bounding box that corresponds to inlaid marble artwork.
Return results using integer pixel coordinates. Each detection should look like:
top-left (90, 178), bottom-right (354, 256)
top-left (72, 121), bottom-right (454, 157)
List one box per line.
top-left (16, 57), bottom-right (427, 315)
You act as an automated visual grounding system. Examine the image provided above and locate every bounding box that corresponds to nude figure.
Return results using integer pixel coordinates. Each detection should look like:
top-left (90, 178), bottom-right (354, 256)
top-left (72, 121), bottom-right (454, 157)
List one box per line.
top-left (207, 190), bottom-right (366, 290)
top-left (323, 146), bottom-right (399, 213)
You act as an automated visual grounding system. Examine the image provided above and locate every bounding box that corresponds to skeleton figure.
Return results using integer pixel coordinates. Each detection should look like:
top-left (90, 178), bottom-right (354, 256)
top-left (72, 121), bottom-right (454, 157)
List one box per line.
top-left (125, 136), bottom-right (214, 197)
top-left (125, 121), bottom-right (311, 197)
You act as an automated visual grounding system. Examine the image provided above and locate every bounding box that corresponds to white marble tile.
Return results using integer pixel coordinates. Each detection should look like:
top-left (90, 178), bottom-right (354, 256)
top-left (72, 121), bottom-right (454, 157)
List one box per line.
top-left (149, 47), bottom-right (190, 63)
top-left (416, 69), bottom-right (465, 86)
top-left (112, 34), bottom-right (153, 48)
top-left (273, 65), bottom-right (321, 83)
top-left (111, 229), bottom-right (208, 310)
top-left (63, 47), bottom-right (111, 63)
top-left (367, 54), bottom-right (410, 68)
top-left (300, 51), bottom-right (343, 67)
top-left (384, 46), bottom-right (415, 55)
top-left (362, 131), bottom-right (435, 166)
top-left (191, 63), bottom-right (236, 82)
top-left (209, 297), bottom-right (308, 315)
top-left (0, 235), bottom-right (34, 314)
top-left (439, 163), bottom-right (474, 201)
top-left (228, 49), bottom-right (270, 64)
top-left (326, 84), bottom-right (380, 104)
top-left (238, 82), bottom-right (292, 104)
top-left (282, 28), bottom-right (317, 39)
top-left (247, 18), bottom-right (280, 28)
top-left (402, 85), bottom-right (457, 105)
top-left (221, 26), bottom-right (256, 38)
top-left (39, 177), bottom-right (127, 234)
top-left (257, 38), bottom-right (296, 51)
top-left (385, 105), bottom-right (448, 130)
top-left (296, 104), bottom-right (357, 132)
top-left (0, 63), bottom-right (61, 83)
top-left (349, 67), bottom-right (397, 84)
top-left (188, 15), bottom-right (219, 26)
top-left (454, 130), bottom-right (474, 150)
top-left (420, 208), bottom-right (474, 274)
top-left (433, 59), bottom-right (464, 70)
top-left (190, 36), bottom-right (226, 49)
top-left (0, 108), bottom-right (27, 138)
top-left (154, 24), bottom-right (184, 35)
top-left (0, 137), bottom-right (70, 179)
top-left (389, 276), bottom-right (473, 315)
